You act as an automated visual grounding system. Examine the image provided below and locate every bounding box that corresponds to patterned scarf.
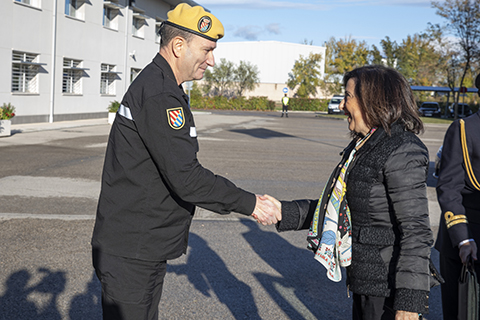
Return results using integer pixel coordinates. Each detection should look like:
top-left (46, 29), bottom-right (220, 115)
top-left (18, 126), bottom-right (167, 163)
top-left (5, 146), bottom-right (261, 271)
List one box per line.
top-left (307, 127), bottom-right (377, 282)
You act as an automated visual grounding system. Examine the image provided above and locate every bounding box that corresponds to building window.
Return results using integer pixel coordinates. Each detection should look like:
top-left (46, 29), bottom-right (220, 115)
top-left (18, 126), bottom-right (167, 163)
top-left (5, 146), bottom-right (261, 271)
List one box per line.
top-left (130, 68), bottom-right (141, 83)
top-left (155, 19), bottom-right (163, 43)
top-left (101, 64), bottom-right (118, 95)
top-left (132, 16), bottom-right (145, 38)
top-left (12, 51), bottom-right (41, 93)
top-left (65, 0), bottom-right (84, 19)
top-left (63, 58), bottom-right (84, 94)
top-left (103, 1), bottom-right (121, 29)
top-left (15, 0), bottom-right (41, 7)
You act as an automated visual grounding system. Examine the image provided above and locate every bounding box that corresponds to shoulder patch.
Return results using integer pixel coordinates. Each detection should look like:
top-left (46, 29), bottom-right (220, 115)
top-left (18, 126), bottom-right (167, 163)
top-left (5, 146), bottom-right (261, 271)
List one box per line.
top-left (167, 107), bottom-right (185, 130)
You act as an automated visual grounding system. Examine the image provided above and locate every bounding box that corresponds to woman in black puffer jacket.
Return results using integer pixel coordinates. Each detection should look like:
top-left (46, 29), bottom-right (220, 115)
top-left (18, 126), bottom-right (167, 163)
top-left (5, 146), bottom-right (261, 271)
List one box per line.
top-left (264, 65), bottom-right (435, 320)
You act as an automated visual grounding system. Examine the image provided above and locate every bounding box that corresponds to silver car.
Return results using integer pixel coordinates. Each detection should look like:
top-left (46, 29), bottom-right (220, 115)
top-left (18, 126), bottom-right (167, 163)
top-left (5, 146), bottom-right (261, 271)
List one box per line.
top-left (328, 95), bottom-right (344, 114)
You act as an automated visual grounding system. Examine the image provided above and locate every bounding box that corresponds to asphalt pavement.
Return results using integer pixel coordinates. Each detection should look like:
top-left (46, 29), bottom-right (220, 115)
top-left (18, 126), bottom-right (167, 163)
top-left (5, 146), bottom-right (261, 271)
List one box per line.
top-left (0, 111), bottom-right (448, 319)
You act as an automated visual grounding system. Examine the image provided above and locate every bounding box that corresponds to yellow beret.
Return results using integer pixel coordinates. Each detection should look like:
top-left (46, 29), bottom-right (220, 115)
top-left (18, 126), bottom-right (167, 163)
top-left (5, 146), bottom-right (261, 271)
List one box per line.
top-left (165, 3), bottom-right (224, 42)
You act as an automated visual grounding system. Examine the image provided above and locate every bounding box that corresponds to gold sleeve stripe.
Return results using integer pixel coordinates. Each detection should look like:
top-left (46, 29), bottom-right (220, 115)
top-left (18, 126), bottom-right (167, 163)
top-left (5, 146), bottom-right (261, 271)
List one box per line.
top-left (445, 211), bottom-right (468, 229)
top-left (460, 120), bottom-right (480, 191)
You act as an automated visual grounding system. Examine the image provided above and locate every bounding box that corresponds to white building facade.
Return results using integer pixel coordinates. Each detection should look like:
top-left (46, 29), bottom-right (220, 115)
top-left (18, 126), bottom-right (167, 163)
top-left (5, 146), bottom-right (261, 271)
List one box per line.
top-left (1, 0), bottom-right (199, 124)
top-left (210, 41), bottom-right (327, 101)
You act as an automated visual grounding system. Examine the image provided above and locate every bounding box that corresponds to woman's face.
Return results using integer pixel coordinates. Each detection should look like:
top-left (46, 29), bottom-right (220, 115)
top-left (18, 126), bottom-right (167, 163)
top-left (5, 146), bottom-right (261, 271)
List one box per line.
top-left (339, 78), bottom-right (370, 137)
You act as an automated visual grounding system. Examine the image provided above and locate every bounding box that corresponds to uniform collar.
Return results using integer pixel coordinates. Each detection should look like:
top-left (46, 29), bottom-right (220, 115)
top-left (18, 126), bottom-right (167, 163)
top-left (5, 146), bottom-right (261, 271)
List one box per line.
top-left (153, 53), bottom-right (189, 102)
top-left (153, 53), bottom-right (178, 85)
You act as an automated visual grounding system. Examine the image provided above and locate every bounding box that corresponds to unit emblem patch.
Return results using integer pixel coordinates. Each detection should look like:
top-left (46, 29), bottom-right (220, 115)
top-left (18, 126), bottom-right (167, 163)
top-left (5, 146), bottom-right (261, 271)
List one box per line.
top-left (198, 16), bottom-right (212, 33)
top-left (167, 107), bottom-right (185, 129)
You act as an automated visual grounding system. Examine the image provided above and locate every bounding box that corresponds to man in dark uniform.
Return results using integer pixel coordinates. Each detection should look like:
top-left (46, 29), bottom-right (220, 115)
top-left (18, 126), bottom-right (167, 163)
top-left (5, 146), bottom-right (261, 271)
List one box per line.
top-left (435, 73), bottom-right (480, 319)
top-left (91, 4), bottom-right (280, 319)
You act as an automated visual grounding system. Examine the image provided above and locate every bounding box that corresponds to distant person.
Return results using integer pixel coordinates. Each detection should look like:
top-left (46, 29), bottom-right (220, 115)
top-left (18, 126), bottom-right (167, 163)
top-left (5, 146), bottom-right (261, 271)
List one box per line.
top-left (265, 65), bottom-right (436, 319)
top-left (435, 73), bottom-right (480, 319)
top-left (281, 93), bottom-right (289, 117)
top-left (91, 4), bottom-right (280, 320)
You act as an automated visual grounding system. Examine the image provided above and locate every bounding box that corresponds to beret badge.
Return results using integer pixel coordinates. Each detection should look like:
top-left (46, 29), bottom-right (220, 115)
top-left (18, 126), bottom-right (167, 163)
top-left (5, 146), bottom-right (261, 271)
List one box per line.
top-left (198, 16), bottom-right (212, 33)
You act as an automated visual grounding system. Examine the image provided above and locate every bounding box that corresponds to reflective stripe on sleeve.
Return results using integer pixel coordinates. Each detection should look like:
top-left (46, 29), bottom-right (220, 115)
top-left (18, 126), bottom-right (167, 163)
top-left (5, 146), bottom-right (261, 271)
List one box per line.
top-left (118, 104), bottom-right (133, 120)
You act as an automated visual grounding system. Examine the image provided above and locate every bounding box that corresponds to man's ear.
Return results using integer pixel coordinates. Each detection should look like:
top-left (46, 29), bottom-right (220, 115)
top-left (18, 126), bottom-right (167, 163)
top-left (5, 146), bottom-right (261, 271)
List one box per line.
top-left (172, 37), bottom-right (185, 58)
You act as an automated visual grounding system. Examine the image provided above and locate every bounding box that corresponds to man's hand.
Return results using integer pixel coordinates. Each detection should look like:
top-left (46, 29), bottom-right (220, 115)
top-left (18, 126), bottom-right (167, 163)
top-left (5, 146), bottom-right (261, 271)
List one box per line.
top-left (459, 240), bottom-right (478, 264)
top-left (251, 194), bottom-right (281, 225)
top-left (395, 310), bottom-right (420, 320)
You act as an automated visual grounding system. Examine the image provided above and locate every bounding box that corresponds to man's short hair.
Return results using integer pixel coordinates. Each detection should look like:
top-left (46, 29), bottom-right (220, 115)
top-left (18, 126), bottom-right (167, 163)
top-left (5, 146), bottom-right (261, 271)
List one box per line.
top-left (159, 23), bottom-right (194, 48)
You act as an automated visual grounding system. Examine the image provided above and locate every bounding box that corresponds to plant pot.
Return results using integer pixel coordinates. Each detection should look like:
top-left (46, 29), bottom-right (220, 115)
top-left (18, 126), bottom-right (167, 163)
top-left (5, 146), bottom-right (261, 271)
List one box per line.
top-left (108, 112), bottom-right (116, 124)
top-left (0, 120), bottom-right (11, 137)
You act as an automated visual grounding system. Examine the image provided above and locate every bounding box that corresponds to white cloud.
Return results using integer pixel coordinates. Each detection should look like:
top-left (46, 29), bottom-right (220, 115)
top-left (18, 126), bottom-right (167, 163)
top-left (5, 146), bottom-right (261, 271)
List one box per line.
top-left (233, 25), bottom-right (263, 40)
top-left (265, 23), bottom-right (281, 35)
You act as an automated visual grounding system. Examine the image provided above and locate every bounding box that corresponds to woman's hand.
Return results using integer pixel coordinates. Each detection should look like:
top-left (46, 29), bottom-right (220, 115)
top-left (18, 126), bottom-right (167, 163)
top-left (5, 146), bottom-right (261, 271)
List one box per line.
top-left (395, 310), bottom-right (420, 320)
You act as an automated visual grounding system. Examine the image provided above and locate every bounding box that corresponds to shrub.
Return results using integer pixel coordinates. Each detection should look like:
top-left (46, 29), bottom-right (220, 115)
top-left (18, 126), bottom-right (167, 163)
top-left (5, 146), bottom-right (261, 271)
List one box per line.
top-left (0, 103), bottom-right (16, 120)
top-left (190, 96), bottom-right (275, 111)
top-left (107, 100), bottom-right (121, 113)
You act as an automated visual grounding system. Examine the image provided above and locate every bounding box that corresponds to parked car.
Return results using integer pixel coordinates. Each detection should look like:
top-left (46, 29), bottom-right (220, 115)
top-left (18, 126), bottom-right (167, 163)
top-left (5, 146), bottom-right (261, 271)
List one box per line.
top-left (327, 95), bottom-right (344, 114)
top-left (418, 102), bottom-right (441, 117)
top-left (448, 103), bottom-right (473, 118)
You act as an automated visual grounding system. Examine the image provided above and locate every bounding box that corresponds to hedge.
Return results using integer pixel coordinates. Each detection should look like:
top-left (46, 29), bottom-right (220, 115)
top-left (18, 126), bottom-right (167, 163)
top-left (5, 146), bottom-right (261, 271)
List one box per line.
top-left (191, 96), bottom-right (275, 111)
top-left (190, 96), bottom-right (328, 112)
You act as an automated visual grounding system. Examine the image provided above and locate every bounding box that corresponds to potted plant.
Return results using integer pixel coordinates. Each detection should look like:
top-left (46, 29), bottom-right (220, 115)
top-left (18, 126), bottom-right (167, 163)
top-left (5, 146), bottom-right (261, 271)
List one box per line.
top-left (0, 103), bottom-right (15, 137)
top-left (107, 100), bottom-right (120, 124)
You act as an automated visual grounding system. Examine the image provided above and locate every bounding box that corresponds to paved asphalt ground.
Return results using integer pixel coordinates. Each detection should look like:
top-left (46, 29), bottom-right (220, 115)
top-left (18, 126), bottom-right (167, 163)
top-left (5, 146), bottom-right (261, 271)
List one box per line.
top-left (0, 111), bottom-right (448, 319)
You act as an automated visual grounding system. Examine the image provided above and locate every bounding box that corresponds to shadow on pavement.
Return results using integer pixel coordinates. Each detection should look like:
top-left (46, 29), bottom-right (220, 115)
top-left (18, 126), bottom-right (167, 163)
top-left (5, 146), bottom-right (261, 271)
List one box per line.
top-left (168, 233), bottom-right (262, 320)
top-left (0, 268), bottom-right (101, 320)
top-left (240, 219), bottom-right (352, 319)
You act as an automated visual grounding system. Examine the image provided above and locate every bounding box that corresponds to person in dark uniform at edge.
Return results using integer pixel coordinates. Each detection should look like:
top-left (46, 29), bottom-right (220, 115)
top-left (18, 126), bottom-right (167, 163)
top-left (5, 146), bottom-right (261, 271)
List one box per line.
top-left (91, 4), bottom-right (281, 320)
top-left (435, 73), bottom-right (480, 319)
top-left (281, 93), bottom-right (289, 117)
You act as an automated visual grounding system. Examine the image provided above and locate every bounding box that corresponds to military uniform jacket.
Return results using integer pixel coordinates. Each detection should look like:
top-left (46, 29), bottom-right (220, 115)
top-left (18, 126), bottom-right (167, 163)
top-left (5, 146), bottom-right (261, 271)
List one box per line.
top-left (435, 111), bottom-right (480, 259)
top-left (92, 53), bottom-right (256, 261)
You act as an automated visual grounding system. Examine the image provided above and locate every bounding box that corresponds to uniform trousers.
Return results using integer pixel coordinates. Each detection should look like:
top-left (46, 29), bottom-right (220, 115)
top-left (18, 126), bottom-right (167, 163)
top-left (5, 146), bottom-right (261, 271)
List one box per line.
top-left (439, 253), bottom-right (480, 320)
top-left (93, 248), bottom-right (167, 320)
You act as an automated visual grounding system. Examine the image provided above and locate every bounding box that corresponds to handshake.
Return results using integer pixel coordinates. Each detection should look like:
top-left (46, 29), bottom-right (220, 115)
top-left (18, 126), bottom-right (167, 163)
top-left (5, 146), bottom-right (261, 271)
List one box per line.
top-left (251, 194), bottom-right (282, 225)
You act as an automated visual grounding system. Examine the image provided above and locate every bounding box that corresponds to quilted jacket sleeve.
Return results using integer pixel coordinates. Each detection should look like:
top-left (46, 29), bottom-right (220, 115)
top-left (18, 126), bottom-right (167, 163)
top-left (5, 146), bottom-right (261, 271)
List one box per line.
top-left (383, 140), bottom-right (434, 313)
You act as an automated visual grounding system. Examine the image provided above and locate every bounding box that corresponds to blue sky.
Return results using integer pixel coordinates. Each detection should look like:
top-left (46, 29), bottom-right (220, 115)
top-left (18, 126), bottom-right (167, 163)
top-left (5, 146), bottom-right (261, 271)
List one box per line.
top-left (201, 0), bottom-right (447, 49)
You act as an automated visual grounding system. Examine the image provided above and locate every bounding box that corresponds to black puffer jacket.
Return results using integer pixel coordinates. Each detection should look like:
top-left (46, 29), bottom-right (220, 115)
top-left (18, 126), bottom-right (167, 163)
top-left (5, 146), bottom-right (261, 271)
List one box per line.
top-left (277, 123), bottom-right (434, 314)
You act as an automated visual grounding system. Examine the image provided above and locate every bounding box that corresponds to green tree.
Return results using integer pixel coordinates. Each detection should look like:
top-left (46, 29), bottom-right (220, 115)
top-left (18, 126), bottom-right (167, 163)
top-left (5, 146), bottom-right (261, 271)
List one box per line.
top-left (368, 45), bottom-right (384, 65)
top-left (432, 0), bottom-right (480, 118)
top-left (234, 61), bottom-right (260, 96)
top-left (332, 36), bottom-right (369, 74)
top-left (379, 36), bottom-right (398, 68)
top-left (319, 37), bottom-right (342, 96)
top-left (320, 36), bottom-right (369, 96)
top-left (203, 58), bottom-right (236, 96)
top-left (287, 53), bottom-right (323, 98)
top-left (395, 33), bottom-right (440, 86)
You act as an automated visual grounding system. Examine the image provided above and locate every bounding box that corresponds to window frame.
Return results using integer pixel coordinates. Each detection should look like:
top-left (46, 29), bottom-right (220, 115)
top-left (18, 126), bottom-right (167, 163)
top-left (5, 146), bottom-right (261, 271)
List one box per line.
top-left (14, 0), bottom-right (41, 9)
top-left (130, 67), bottom-right (142, 83)
top-left (11, 51), bottom-right (43, 94)
top-left (100, 63), bottom-right (120, 95)
top-left (62, 58), bottom-right (86, 95)
top-left (65, 0), bottom-right (85, 20)
top-left (155, 19), bottom-right (163, 43)
top-left (103, 1), bottom-right (122, 30)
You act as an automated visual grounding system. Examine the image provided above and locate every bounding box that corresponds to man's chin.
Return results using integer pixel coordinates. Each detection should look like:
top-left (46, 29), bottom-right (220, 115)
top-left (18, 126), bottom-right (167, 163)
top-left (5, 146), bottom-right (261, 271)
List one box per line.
top-left (195, 71), bottom-right (206, 80)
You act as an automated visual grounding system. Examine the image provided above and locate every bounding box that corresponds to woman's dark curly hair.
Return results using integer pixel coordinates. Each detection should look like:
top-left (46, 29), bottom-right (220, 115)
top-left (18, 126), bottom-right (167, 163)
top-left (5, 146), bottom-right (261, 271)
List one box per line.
top-left (343, 65), bottom-right (423, 135)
